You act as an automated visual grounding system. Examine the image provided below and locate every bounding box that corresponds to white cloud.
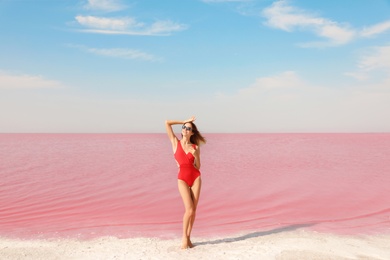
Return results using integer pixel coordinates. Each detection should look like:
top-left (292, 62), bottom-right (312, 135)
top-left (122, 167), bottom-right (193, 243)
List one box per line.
top-left (247, 71), bottom-right (302, 90)
top-left (345, 45), bottom-right (390, 83)
top-left (66, 44), bottom-right (159, 61)
top-left (2, 71), bottom-right (390, 132)
top-left (0, 71), bottom-right (65, 89)
top-left (147, 20), bottom-right (187, 35)
top-left (75, 15), bottom-right (188, 36)
top-left (84, 0), bottom-right (126, 12)
top-left (75, 16), bottom-right (142, 30)
top-left (360, 20), bottom-right (390, 38)
top-left (236, 71), bottom-right (303, 97)
top-left (208, 71), bottom-right (390, 132)
top-left (343, 72), bottom-right (368, 81)
top-left (87, 47), bottom-right (159, 61)
top-left (262, 0), bottom-right (356, 46)
top-left (358, 45), bottom-right (390, 72)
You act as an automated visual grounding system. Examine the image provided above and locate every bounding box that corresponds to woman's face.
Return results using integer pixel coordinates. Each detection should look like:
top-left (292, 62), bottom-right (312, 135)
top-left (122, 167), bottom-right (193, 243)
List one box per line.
top-left (182, 123), bottom-right (194, 137)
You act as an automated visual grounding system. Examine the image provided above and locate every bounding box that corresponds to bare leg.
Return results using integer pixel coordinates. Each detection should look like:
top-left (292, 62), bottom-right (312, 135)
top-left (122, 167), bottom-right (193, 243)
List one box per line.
top-left (178, 180), bottom-right (195, 249)
top-left (187, 177), bottom-right (201, 248)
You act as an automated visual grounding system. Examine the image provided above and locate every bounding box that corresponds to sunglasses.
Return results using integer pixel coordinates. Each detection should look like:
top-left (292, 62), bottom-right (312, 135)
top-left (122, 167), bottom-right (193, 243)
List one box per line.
top-left (182, 125), bottom-right (192, 131)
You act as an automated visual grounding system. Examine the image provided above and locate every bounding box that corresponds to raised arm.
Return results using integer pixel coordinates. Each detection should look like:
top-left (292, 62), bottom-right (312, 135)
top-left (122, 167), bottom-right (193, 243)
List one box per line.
top-left (165, 116), bottom-right (196, 147)
top-left (165, 119), bottom-right (183, 144)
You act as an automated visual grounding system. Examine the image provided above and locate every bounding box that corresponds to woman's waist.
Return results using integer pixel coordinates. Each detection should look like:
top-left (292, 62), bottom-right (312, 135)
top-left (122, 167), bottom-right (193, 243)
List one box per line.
top-left (179, 164), bottom-right (196, 168)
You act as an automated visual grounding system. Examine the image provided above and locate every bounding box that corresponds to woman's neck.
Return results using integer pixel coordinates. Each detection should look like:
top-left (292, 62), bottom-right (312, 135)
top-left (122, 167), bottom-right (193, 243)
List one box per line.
top-left (181, 136), bottom-right (191, 144)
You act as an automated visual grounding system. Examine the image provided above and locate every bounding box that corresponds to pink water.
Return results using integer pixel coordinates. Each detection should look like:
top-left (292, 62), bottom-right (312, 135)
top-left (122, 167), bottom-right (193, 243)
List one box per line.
top-left (1, 134), bottom-right (389, 240)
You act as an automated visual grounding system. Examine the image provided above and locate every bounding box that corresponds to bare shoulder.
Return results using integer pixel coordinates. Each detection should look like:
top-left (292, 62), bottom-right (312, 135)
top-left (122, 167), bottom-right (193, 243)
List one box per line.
top-left (194, 144), bottom-right (200, 153)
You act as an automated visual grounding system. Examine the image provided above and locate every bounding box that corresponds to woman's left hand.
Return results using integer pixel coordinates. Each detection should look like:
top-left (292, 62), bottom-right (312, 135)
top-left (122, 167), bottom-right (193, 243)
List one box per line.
top-left (188, 146), bottom-right (197, 155)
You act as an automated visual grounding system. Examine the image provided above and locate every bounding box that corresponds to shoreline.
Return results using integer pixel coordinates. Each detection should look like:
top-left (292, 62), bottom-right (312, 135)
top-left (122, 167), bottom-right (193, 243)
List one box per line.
top-left (1, 230), bottom-right (390, 260)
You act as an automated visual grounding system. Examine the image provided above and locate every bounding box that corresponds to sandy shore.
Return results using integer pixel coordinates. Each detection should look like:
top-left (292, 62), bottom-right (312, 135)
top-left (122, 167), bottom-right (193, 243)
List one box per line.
top-left (1, 230), bottom-right (389, 260)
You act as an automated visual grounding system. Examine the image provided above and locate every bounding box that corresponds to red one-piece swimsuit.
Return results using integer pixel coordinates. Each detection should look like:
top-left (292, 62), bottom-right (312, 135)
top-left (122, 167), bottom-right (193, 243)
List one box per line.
top-left (174, 140), bottom-right (200, 187)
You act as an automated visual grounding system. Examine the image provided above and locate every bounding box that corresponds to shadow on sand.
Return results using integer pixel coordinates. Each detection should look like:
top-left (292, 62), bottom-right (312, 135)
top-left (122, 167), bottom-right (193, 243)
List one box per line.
top-left (194, 223), bottom-right (315, 246)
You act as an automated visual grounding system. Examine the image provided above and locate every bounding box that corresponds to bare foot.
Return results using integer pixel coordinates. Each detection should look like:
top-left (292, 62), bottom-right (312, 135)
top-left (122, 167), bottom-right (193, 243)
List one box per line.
top-left (188, 238), bottom-right (194, 248)
top-left (181, 238), bottom-right (189, 249)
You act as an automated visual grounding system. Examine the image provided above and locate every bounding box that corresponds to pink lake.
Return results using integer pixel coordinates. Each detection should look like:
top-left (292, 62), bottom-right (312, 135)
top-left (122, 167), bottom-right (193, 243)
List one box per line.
top-left (0, 133), bottom-right (389, 239)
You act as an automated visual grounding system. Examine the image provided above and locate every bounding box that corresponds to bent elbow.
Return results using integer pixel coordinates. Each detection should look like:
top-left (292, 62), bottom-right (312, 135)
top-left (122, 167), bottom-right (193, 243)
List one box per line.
top-left (196, 163), bottom-right (201, 170)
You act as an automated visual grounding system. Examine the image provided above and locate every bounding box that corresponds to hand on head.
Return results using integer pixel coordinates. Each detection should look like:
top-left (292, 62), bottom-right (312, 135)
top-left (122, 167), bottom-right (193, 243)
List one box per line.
top-left (185, 116), bottom-right (196, 123)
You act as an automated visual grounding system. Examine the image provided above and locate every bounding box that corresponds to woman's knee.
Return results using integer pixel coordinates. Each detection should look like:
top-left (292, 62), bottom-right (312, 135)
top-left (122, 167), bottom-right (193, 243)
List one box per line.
top-left (185, 207), bottom-right (195, 217)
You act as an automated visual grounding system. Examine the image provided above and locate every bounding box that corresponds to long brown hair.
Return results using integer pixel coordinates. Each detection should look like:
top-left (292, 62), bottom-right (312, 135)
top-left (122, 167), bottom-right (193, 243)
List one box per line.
top-left (186, 122), bottom-right (206, 146)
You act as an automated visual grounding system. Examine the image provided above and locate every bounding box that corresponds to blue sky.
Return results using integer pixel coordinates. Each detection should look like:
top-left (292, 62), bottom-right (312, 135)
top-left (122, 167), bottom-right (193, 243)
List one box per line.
top-left (1, 0), bottom-right (390, 133)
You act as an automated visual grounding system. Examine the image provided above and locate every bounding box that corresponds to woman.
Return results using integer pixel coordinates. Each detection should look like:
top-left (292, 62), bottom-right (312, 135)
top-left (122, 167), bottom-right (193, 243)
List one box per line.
top-left (165, 116), bottom-right (206, 249)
